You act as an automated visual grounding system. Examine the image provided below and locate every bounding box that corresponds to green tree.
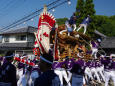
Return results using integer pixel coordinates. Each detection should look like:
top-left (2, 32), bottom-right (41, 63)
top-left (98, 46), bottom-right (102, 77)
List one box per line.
top-left (109, 15), bottom-right (115, 20)
top-left (56, 18), bottom-right (68, 25)
top-left (94, 15), bottom-right (115, 37)
top-left (94, 15), bottom-right (109, 31)
top-left (110, 16), bottom-right (115, 36)
top-left (76, 0), bottom-right (85, 26)
top-left (84, 0), bottom-right (95, 17)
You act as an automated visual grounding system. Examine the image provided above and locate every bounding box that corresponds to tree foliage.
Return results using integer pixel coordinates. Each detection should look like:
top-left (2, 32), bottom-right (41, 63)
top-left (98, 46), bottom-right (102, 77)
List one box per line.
top-left (56, 18), bottom-right (68, 25)
top-left (95, 15), bottom-right (115, 36)
top-left (84, 0), bottom-right (95, 17)
top-left (56, 0), bottom-right (115, 37)
top-left (76, 0), bottom-right (85, 25)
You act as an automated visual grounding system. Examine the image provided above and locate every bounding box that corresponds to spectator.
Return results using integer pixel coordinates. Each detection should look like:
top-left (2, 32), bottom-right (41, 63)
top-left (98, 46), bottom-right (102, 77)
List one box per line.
top-left (0, 51), bottom-right (17, 86)
top-left (34, 53), bottom-right (61, 86)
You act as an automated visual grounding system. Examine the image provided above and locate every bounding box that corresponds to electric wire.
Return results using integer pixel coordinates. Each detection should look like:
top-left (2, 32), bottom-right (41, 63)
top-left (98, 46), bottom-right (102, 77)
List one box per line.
top-left (2, 0), bottom-right (68, 31)
top-left (1, 0), bottom-right (70, 32)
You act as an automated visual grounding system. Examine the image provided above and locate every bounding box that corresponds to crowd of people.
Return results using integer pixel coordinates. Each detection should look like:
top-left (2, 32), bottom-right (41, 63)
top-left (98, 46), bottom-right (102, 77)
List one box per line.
top-left (0, 51), bottom-right (115, 86)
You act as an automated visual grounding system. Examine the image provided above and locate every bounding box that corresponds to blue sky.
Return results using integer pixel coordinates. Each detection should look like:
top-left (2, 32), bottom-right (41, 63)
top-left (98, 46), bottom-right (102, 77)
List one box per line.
top-left (0, 0), bottom-right (115, 30)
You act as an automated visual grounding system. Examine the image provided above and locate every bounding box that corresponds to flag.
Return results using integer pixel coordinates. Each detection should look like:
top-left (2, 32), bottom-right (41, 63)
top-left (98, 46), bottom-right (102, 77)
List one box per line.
top-left (35, 6), bottom-right (56, 54)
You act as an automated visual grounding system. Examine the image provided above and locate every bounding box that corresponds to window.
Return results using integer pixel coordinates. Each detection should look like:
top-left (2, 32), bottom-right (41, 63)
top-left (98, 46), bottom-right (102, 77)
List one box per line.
top-left (0, 36), bottom-right (2, 43)
top-left (16, 35), bottom-right (26, 41)
top-left (4, 36), bottom-right (9, 42)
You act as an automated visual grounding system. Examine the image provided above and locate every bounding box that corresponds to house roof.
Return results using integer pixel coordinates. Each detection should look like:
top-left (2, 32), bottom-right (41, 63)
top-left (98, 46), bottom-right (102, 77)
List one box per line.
top-left (94, 30), bottom-right (107, 38)
top-left (0, 42), bottom-right (34, 50)
top-left (100, 37), bottom-right (115, 48)
top-left (0, 26), bottom-right (37, 35)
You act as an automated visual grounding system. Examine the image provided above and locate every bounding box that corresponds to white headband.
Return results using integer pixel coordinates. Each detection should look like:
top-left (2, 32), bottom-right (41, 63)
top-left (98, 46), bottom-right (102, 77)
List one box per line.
top-left (40, 56), bottom-right (53, 64)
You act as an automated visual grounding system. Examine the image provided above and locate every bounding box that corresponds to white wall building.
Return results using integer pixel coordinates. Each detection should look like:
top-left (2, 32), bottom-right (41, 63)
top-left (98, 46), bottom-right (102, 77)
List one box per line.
top-left (0, 26), bottom-right (37, 59)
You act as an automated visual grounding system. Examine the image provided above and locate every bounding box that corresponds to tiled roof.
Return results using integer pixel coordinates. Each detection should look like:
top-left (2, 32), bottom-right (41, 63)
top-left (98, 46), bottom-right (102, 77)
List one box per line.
top-left (100, 37), bottom-right (115, 48)
top-left (0, 42), bottom-right (34, 49)
top-left (0, 26), bottom-right (37, 35)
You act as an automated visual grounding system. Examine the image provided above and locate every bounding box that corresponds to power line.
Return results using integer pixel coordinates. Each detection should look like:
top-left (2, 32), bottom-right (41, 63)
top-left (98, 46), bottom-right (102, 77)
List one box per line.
top-left (3, 0), bottom-right (70, 29)
top-left (2, 0), bottom-right (69, 32)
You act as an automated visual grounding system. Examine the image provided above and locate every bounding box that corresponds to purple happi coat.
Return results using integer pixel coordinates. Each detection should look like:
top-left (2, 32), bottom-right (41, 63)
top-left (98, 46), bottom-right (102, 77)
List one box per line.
top-left (75, 59), bottom-right (86, 71)
top-left (91, 41), bottom-right (98, 48)
top-left (101, 57), bottom-right (112, 71)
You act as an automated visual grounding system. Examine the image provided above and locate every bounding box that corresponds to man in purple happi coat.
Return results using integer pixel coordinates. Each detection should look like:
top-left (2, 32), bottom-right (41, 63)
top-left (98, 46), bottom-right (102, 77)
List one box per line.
top-left (90, 40), bottom-right (99, 59)
top-left (101, 56), bottom-right (113, 86)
